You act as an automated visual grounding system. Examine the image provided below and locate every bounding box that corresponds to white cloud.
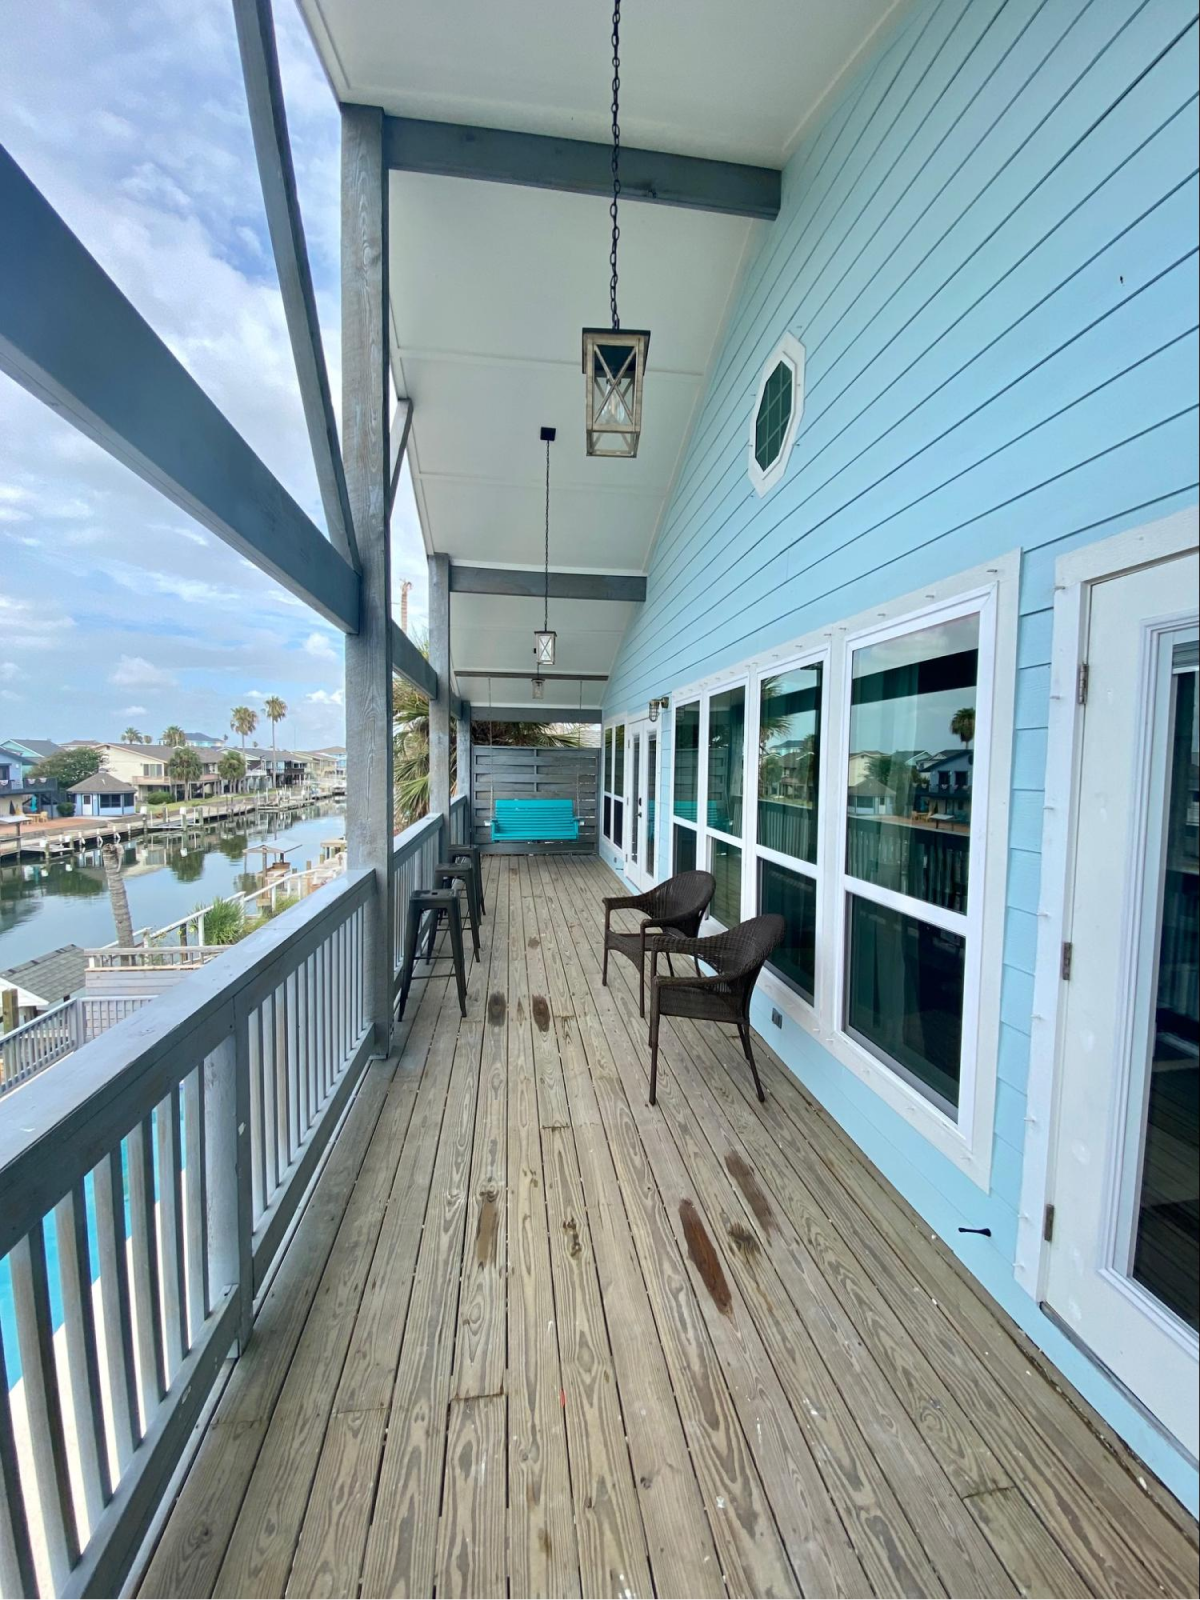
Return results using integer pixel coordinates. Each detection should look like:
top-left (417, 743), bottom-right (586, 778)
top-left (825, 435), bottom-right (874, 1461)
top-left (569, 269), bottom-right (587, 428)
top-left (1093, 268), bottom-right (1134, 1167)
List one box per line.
top-left (246, 689), bottom-right (267, 701)
top-left (110, 654), bottom-right (176, 688)
top-left (303, 630), bottom-right (338, 661)
top-left (306, 688), bottom-right (344, 707)
top-left (0, 662), bottom-right (18, 682)
top-left (122, 704), bottom-right (148, 715)
top-left (0, 690), bottom-right (21, 703)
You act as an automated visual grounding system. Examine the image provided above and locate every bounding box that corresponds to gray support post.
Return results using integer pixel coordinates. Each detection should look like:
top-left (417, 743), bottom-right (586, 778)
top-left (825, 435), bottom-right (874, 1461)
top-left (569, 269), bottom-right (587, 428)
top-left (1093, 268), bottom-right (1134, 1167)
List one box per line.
top-left (341, 106), bottom-right (395, 1053)
top-left (428, 552), bottom-right (452, 852)
top-left (455, 703), bottom-right (472, 834)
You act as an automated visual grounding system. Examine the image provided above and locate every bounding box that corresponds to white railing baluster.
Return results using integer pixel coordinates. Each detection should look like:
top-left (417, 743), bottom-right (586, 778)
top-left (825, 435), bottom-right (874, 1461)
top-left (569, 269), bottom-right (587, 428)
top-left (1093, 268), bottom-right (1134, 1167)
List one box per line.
top-left (11, 1225), bottom-right (81, 1588)
top-left (156, 1087), bottom-right (189, 1378)
top-left (0, 1326), bottom-right (37, 1598)
top-left (54, 1182), bottom-right (113, 1533)
top-left (183, 1064), bottom-right (208, 1346)
top-left (93, 1150), bottom-right (139, 1466)
top-left (128, 1119), bottom-right (167, 1412)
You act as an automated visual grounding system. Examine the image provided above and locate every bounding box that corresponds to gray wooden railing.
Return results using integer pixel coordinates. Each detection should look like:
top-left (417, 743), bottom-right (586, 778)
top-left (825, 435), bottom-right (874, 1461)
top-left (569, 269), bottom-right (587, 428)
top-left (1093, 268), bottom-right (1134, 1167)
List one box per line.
top-left (0, 805), bottom-right (464, 1596)
top-left (0, 998), bottom-right (158, 1099)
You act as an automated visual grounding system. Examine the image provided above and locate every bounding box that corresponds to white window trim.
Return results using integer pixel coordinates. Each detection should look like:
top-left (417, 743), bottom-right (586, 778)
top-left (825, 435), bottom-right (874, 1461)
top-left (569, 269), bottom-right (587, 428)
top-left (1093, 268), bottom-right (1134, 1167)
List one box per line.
top-left (669, 552), bottom-right (1019, 1188)
top-left (748, 332), bottom-right (805, 497)
top-left (744, 645), bottom-right (829, 1017)
top-left (667, 696), bottom-right (702, 875)
top-left (1016, 506), bottom-right (1200, 1296)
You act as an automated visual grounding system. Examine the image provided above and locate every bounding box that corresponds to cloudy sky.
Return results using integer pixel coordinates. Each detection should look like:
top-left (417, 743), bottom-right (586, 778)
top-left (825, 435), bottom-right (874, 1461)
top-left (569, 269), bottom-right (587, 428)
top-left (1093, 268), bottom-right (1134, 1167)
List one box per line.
top-left (0, 0), bottom-right (428, 749)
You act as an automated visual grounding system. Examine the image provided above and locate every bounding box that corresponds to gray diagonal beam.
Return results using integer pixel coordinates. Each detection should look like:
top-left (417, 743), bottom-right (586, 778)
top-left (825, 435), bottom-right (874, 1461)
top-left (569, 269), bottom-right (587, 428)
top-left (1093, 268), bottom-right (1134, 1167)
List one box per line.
top-left (382, 116), bottom-right (781, 221)
top-left (233, 0), bottom-right (359, 571)
top-left (390, 621), bottom-right (438, 700)
top-left (0, 146), bottom-right (358, 632)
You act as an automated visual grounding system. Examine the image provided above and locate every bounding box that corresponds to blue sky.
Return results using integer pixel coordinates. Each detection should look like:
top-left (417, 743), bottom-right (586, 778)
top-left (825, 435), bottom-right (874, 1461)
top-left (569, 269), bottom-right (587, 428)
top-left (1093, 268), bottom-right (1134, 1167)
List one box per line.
top-left (0, 0), bottom-right (428, 749)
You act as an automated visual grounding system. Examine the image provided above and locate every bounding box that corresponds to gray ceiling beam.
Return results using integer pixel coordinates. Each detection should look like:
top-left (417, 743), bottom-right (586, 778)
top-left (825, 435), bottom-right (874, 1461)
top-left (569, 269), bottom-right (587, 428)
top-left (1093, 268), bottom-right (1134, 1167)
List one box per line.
top-left (390, 621), bottom-right (438, 700)
top-left (456, 670), bottom-right (609, 682)
top-left (0, 147), bottom-right (359, 633)
top-left (450, 565), bottom-right (646, 602)
top-left (471, 705), bottom-right (603, 725)
top-left (234, 0), bottom-right (359, 571)
top-left (387, 397), bottom-right (413, 522)
top-left (382, 116), bottom-right (781, 221)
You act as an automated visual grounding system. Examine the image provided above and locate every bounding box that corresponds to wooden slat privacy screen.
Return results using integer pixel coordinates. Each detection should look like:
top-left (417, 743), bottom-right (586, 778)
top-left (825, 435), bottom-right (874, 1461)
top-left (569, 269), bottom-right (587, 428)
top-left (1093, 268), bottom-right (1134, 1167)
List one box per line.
top-left (471, 746), bottom-right (600, 852)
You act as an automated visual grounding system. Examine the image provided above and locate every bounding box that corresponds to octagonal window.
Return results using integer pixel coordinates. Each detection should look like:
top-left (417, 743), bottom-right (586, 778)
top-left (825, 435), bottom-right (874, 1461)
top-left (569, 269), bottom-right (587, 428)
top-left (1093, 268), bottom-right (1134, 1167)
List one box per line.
top-left (755, 359), bottom-right (793, 471)
top-left (747, 333), bottom-right (805, 496)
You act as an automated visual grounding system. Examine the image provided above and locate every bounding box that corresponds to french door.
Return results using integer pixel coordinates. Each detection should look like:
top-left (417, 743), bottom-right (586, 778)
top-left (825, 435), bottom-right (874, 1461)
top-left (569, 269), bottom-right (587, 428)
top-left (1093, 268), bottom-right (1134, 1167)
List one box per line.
top-left (1046, 550), bottom-right (1198, 1457)
top-left (624, 719), bottom-right (659, 892)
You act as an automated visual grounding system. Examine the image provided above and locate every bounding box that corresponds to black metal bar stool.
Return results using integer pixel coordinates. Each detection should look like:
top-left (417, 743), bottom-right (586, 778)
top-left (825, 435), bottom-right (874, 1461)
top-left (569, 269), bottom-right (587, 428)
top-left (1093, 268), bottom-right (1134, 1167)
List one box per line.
top-left (396, 888), bottom-right (467, 1020)
top-left (435, 859), bottom-right (481, 963)
top-left (447, 842), bottom-right (485, 918)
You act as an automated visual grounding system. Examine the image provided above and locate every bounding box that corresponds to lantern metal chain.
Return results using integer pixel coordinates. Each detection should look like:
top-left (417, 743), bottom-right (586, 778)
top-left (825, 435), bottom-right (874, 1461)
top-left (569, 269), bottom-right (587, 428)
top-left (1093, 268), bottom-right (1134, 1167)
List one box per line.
top-left (609, 0), bottom-right (621, 330)
top-left (543, 433), bottom-right (551, 634)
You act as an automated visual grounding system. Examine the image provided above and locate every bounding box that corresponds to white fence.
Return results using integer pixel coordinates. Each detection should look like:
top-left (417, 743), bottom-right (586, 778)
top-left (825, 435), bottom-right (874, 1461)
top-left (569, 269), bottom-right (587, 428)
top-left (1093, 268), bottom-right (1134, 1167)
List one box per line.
top-left (0, 803), bottom-right (465, 1596)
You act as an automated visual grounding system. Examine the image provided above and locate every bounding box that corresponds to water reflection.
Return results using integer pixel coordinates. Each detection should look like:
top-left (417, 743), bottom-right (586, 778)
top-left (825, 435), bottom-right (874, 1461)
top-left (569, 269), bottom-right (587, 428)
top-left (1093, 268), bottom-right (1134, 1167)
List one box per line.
top-left (0, 804), bottom-right (344, 971)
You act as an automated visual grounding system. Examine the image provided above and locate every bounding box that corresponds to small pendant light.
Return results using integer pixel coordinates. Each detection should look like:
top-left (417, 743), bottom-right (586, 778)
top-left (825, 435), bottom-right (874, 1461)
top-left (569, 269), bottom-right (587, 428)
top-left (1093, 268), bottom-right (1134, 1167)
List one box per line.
top-left (533, 426), bottom-right (557, 678)
top-left (582, 0), bottom-right (649, 458)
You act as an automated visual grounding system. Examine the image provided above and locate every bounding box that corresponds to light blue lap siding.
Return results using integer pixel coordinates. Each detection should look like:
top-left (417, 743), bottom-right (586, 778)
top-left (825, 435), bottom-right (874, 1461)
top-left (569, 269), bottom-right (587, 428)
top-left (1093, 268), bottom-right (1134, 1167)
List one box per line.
top-left (603, 0), bottom-right (1200, 1510)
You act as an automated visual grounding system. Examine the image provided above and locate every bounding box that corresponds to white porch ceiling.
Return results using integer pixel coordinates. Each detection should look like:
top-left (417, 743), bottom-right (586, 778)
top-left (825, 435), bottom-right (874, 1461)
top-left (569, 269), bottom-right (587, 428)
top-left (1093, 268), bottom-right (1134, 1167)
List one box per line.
top-left (298, 0), bottom-right (911, 708)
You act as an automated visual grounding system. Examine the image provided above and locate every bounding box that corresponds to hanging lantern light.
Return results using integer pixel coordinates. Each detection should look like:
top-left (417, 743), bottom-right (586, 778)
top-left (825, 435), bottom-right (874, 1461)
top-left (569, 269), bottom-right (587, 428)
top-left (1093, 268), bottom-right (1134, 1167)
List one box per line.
top-left (533, 426), bottom-right (557, 667)
top-left (583, 0), bottom-right (649, 458)
top-left (531, 676), bottom-right (547, 701)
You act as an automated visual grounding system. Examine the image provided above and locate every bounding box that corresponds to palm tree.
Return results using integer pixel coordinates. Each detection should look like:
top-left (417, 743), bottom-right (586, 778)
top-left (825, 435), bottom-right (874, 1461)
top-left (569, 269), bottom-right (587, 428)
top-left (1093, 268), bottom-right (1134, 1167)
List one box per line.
top-left (168, 746), bottom-right (203, 800)
top-left (950, 706), bottom-right (976, 750)
top-left (122, 726), bottom-right (144, 745)
top-left (161, 725), bottom-right (187, 748)
top-left (263, 696), bottom-right (287, 784)
top-left (218, 749), bottom-right (246, 794)
top-left (230, 705), bottom-right (258, 748)
top-left (101, 842), bottom-right (135, 947)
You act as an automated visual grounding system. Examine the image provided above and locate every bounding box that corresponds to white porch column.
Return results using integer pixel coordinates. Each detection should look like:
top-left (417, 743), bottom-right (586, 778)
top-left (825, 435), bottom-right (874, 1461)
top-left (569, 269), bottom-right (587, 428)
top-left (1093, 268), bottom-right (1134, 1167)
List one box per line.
top-left (341, 105), bottom-right (394, 1051)
top-left (428, 552), bottom-right (451, 844)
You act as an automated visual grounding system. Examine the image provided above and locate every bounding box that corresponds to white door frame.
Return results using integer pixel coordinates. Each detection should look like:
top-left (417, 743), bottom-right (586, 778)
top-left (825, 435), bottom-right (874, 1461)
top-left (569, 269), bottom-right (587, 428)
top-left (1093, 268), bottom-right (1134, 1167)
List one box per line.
top-left (1018, 505), bottom-right (1199, 1299)
top-left (624, 717), bottom-right (658, 892)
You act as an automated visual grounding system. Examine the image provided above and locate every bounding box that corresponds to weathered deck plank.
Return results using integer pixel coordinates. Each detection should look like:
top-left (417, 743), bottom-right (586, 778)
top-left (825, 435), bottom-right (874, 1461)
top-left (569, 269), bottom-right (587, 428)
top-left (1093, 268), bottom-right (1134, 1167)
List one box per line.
top-left (145, 855), bottom-right (1200, 1600)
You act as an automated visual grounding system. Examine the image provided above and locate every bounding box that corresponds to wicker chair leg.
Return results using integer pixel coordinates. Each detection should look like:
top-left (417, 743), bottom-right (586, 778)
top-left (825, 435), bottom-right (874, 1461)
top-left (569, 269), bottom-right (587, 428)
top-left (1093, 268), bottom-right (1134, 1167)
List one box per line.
top-left (602, 940), bottom-right (609, 986)
top-left (639, 956), bottom-right (645, 1018)
top-left (649, 1014), bottom-right (661, 1105)
top-left (738, 1021), bottom-right (767, 1103)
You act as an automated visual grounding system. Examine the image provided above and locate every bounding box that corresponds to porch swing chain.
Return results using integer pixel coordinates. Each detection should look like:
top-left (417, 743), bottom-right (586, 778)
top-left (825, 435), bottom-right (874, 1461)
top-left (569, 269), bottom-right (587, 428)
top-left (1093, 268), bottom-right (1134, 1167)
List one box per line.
top-left (610, 0), bottom-right (621, 331)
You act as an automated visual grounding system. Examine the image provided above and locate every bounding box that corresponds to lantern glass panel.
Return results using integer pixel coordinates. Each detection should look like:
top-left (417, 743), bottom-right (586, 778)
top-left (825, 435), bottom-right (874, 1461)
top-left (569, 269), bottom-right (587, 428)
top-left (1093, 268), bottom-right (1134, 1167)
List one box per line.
top-left (534, 630), bottom-right (556, 666)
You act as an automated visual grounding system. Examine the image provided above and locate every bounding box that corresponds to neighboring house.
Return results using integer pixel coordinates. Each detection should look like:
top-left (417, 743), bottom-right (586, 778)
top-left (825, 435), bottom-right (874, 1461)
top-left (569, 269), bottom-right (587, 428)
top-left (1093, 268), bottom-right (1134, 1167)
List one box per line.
top-left (314, 745), bottom-right (347, 778)
top-left (915, 749), bottom-right (973, 822)
top-left (83, 741), bottom-right (225, 798)
top-left (0, 737), bottom-right (61, 777)
top-left (242, 747), bottom-right (310, 788)
top-left (70, 769), bottom-right (138, 816)
top-left (0, 741), bottom-right (65, 814)
top-left (182, 730), bottom-right (226, 747)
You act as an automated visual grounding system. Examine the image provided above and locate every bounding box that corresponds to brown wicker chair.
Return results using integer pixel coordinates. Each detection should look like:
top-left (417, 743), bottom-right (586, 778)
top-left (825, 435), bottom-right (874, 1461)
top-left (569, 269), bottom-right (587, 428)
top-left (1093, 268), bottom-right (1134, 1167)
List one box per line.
top-left (601, 870), bottom-right (715, 1017)
top-left (646, 914), bottom-right (785, 1105)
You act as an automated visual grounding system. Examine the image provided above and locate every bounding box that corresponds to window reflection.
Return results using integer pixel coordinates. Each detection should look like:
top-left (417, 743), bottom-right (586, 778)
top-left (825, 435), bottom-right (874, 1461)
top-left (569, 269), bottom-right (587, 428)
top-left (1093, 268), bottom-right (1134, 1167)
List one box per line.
top-left (710, 837), bottom-right (741, 927)
top-left (758, 663), bottom-right (821, 864)
top-left (673, 703), bottom-right (700, 819)
top-left (845, 896), bottom-right (966, 1116)
top-left (847, 615), bottom-right (978, 914)
top-left (759, 858), bottom-right (816, 1003)
top-left (707, 686), bottom-right (744, 837)
top-left (674, 823), bottom-right (696, 874)
top-left (1133, 652), bottom-right (1199, 1330)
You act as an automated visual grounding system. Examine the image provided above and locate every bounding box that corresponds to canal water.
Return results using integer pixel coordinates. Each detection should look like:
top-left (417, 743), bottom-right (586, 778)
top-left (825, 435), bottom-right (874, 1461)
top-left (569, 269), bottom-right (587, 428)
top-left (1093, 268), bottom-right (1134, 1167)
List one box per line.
top-left (1, 803), bottom-right (345, 1384)
top-left (0, 803), bottom-right (345, 976)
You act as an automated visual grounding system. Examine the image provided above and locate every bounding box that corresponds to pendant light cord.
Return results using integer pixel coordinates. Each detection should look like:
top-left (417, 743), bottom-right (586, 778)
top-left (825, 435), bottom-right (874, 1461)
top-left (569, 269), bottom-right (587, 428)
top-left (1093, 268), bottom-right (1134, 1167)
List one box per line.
top-left (610, 0), bottom-right (621, 331)
top-left (543, 435), bottom-right (551, 635)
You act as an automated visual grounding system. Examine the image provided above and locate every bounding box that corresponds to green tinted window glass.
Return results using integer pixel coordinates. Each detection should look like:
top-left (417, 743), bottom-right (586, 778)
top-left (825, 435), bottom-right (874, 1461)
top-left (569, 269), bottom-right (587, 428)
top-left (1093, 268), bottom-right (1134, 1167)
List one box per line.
top-left (673, 702), bottom-right (700, 818)
top-left (614, 724), bottom-right (625, 791)
top-left (758, 858), bottom-right (817, 1004)
top-left (758, 662), bottom-right (821, 863)
top-left (709, 838), bottom-right (742, 928)
top-left (755, 359), bottom-right (793, 472)
top-left (674, 823), bottom-right (697, 874)
top-left (707, 686), bottom-right (745, 837)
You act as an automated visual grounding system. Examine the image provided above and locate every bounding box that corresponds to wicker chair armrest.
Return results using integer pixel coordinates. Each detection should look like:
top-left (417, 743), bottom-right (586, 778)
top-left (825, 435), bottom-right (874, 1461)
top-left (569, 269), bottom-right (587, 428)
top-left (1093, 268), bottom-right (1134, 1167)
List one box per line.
top-left (602, 889), bottom-right (655, 915)
top-left (646, 929), bottom-right (734, 964)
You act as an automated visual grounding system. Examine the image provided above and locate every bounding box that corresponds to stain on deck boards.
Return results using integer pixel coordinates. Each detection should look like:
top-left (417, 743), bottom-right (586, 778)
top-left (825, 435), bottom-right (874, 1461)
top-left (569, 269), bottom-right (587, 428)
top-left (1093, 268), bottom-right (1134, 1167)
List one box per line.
top-left (561, 1216), bottom-right (582, 1258)
top-left (531, 995), bottom-right (551, 1033)
top-left (679, 1199), bottom-right (732, 1315)
top-left (527, 935), bottom-right (540, 949)
top-left (727, 1220), bottom-right (760, 1258)
top-left (725, 1151), bottom-right (777, 1236)
top-left (474, 1188), bottom-right (500, 1267)
top-left (487, 991), bottom-right (506, 1026)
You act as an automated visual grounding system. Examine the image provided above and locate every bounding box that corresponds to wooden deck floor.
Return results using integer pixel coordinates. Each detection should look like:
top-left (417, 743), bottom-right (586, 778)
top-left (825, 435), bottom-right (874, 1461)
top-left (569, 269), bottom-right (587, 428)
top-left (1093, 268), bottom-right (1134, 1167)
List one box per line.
top-left (142, 856), bottom-right (1198, 1599)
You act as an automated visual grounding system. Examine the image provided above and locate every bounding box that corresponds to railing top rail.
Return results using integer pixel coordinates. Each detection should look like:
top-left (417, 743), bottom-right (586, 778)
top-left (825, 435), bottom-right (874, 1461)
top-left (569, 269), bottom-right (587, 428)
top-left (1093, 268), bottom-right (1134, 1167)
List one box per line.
top-left (0, 866), bottom-right (371, 1260)
top-left (391, 811), bottom-right (442, 863)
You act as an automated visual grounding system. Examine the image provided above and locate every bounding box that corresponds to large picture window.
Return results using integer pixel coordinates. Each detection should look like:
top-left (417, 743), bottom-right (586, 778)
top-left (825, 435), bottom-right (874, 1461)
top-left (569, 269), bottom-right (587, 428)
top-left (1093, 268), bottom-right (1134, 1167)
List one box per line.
top-left (840, 602), bottom-right (985, 1120)
top-left (661, 557), bottom-right (1013, 1185)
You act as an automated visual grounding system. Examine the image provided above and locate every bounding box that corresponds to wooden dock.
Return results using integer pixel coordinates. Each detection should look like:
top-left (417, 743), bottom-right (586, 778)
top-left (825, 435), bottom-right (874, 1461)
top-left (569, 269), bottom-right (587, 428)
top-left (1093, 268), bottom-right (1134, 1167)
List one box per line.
top-left (143, 855), bottom-right (1198, 1599)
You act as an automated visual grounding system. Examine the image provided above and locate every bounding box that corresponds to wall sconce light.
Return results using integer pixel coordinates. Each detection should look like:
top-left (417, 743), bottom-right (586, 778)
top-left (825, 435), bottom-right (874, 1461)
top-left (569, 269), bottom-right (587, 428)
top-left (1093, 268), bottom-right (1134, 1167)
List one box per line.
top-left (648, 695), bottom-right (670, 723)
